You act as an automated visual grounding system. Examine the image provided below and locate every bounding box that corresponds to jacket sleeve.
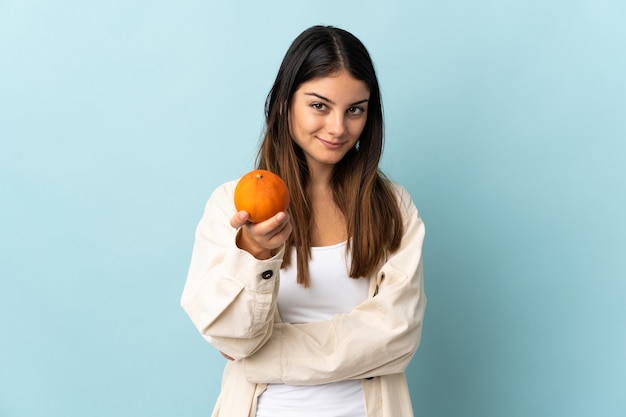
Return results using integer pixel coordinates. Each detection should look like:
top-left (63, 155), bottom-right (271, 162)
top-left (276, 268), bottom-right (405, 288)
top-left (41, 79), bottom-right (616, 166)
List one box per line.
top-left (243, 184), bottom-right (426, 385)
top-left (180, 181), bottom-right (284, 360)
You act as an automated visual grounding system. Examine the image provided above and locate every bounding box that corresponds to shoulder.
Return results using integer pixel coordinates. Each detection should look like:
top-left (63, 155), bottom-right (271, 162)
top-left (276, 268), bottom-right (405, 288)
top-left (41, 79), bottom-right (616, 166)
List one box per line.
top-left (386, 181), bottom-right (419, 215)
top-left (387, 181), bottom-right (409, 201)
top-left (201, 179), bottom-right (240, 218)
top-left (208, 179), bottom-right (239, 202)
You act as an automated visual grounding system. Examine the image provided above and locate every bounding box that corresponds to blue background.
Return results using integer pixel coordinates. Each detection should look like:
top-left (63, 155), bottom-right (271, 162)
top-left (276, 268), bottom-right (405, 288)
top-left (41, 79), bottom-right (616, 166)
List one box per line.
top-left (1, 1), bottom-right (625, 416)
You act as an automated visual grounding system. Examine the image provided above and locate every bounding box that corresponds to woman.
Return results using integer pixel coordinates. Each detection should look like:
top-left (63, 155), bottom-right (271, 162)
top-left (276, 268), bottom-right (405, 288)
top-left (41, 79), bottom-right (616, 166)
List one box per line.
top-left (181, 25), bottom-right (426, 417)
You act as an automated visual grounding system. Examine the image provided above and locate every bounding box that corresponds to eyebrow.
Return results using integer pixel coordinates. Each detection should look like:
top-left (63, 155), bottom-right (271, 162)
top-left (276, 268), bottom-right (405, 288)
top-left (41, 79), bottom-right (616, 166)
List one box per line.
top-left (304, 92), bottom-right (369, 106)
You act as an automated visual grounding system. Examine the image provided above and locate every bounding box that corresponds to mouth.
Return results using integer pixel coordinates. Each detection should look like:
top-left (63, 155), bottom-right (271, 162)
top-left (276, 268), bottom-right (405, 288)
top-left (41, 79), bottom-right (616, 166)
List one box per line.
top-left (317, 137), bottom-right (346, 150)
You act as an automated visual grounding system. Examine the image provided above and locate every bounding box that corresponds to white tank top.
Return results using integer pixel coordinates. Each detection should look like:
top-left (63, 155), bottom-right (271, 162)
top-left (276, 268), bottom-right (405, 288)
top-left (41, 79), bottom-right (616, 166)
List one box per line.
top-left (255, 241), bottom-right (370, 417)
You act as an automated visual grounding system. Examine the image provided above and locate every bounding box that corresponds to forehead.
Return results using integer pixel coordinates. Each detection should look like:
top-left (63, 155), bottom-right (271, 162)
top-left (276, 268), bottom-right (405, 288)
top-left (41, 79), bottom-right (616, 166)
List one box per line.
top-left (295, 70), bottom-right (370, 101)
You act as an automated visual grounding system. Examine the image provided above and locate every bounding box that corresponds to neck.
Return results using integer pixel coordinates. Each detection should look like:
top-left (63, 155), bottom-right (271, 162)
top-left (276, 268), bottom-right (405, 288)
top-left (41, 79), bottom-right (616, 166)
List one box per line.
top-left (307, 162), bottom-right (334, 189)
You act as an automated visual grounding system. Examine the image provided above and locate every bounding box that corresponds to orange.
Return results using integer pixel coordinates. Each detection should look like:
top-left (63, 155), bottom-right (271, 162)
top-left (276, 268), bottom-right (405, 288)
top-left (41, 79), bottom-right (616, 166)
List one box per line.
top-left (234, 169), bottom-right (290, 223)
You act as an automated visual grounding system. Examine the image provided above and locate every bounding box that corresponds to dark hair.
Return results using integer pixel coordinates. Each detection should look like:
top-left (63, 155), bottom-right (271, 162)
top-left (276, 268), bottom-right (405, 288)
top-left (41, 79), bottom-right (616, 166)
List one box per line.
top-left (257, 25), bottom-right (402, 287)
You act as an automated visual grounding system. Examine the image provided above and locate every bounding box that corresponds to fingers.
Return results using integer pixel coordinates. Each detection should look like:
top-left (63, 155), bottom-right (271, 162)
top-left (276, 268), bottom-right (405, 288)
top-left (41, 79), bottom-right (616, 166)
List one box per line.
top-left (267, 213), bottom-right (292, 245)
top-left (233, 211), bottom-right (292, 257)
top-left (255, 211), bottom-right (291, 244)
top-left (261, 211), bottom-right (289, 235)
top-left (248, 212), bottom-right (291, 248)
top-left (230, 211), bottom-right (250, 229)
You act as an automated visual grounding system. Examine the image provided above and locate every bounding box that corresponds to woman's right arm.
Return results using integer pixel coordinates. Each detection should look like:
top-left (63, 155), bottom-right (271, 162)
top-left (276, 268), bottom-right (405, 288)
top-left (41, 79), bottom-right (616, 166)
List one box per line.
top-left (180, 181), bottom-right (285, 360)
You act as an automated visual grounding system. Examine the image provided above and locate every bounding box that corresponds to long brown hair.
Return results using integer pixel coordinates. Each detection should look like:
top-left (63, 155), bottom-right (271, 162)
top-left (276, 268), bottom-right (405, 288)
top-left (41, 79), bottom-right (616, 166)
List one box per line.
top-left (257, 25), bottom-right (403, 287)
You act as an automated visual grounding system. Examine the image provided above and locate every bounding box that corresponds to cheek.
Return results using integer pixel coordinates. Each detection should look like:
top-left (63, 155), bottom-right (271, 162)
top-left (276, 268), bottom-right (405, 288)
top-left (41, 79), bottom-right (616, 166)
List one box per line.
top-left (349, 118), bottom-right (368, 138)
top-left (289, 111), bottom-right (310, 147)
top-left (291, 110), bottom-right (320, 134)
top-left (288, 109), bottom-right (308, 140)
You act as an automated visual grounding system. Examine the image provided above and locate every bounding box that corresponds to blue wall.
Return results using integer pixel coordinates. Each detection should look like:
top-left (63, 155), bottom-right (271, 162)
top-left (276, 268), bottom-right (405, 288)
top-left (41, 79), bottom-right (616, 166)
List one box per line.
top-left (1, 1), bottom-right (624, 416)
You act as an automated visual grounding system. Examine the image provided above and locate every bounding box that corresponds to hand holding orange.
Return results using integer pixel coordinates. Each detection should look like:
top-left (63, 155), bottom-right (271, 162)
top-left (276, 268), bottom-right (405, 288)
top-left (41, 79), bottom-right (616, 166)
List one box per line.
top-left (234, 169), bottom-right (290, 223)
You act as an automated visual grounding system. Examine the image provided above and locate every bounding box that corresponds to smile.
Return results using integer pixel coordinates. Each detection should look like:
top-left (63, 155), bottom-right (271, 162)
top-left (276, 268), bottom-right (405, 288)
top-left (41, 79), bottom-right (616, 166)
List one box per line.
top-left (317, 137), bottom-right (346, 150)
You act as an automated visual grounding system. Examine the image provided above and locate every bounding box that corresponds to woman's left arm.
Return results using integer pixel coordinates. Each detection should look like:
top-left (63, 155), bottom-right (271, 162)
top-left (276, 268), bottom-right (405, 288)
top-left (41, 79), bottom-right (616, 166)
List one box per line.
top-left (243, 185), bottom-right (427, 385)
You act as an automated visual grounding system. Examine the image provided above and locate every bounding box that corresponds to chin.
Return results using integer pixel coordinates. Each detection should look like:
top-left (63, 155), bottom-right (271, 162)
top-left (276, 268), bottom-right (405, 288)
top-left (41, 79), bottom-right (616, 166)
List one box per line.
top-left (321, 156), bottom-right (348, 166)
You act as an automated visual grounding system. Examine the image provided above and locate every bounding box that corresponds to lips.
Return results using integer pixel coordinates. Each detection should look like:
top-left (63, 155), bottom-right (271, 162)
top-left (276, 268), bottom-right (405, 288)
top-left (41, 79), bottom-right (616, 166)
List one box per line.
top-left (317, 137), bottom-right (345, 150)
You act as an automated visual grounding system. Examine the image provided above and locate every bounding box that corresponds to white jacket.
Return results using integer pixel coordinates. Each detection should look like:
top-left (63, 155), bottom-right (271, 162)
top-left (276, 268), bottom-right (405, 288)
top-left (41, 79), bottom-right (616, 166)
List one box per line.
top-left (181, 179), bottom-right (426, 416)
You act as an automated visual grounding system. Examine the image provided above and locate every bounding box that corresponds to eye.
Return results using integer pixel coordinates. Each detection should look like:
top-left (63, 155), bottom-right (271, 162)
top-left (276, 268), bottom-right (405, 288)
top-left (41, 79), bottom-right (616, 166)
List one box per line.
top-left (347, 106), bottom-right (365, 116)
top-left (311, 102), bottom-right (327, 111)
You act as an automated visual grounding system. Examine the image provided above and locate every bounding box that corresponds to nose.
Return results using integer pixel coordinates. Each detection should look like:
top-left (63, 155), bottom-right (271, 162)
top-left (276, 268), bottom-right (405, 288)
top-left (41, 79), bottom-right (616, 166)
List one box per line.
top-left (326, 112), bottom-right (346, 137)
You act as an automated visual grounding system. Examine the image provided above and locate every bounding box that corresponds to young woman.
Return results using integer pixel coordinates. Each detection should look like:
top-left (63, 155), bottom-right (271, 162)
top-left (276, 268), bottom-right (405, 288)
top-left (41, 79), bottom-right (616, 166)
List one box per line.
top-left (181, 25), bottom-right (426, 417)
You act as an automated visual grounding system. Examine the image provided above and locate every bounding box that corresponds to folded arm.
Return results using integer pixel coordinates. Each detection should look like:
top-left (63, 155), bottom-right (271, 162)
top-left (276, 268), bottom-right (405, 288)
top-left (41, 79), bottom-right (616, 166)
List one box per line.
top-left (244, 186), bottom-right (427, 384)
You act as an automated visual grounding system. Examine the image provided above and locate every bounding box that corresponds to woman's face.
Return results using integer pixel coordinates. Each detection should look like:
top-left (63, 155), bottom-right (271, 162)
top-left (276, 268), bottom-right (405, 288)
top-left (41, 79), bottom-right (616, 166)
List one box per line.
top-left (289, 69), bottom-right (370, 175)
